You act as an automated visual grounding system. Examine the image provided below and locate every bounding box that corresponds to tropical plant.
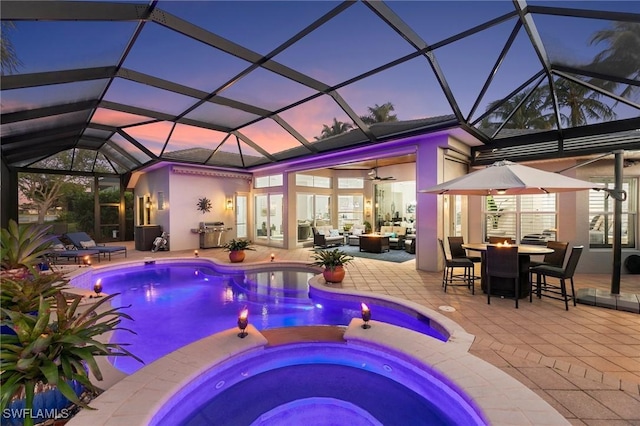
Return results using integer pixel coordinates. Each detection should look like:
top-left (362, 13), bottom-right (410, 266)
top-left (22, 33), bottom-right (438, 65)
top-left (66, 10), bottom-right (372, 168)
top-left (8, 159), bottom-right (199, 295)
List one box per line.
top-left (0, 291), bottom-right (142, 426)
top-left (0, 274), bottom-right (68, 313)
top-left (196, 197), bottom-right (212, 214)
top-left (588, 21), bottom-right (640, 99)
top-left (315, 118), bottom-right (353, 140)
top-left (481, 88), bottom-right (553, 132)
top-left (1, 21), bottom-right (21, 75)
top-left (309, 248), bottom-right (353, 271)
top-left (222, 239), bottom-right (255, 252)
top-left (363, 221), bottom-right (372, 234)
top-left (552, 78), bottom-right (617, 128)
top-left (359, 102), bottom-right (398, 125)
top-left (1, 220), bottom-right (55, 272)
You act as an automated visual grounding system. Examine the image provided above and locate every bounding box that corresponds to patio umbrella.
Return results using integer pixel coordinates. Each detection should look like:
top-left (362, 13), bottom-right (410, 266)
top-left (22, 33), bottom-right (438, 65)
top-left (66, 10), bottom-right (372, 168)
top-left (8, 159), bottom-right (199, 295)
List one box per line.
top-left (420, 160), bottom-right (604, 195)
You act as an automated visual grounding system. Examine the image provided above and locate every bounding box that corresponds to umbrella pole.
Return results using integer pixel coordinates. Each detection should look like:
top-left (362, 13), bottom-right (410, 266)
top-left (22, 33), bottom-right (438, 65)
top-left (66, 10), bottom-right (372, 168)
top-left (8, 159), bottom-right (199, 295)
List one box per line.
top-left (611, 150), bottom-right (623, 295)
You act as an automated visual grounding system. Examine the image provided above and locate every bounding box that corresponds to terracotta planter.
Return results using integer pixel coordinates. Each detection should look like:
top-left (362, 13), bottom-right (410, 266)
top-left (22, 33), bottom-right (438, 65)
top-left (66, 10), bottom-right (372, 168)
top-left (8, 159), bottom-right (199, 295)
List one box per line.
top-left (228, 250), bottom-right (246, 263)
top-left (323, 266), bottom-right (345, 283)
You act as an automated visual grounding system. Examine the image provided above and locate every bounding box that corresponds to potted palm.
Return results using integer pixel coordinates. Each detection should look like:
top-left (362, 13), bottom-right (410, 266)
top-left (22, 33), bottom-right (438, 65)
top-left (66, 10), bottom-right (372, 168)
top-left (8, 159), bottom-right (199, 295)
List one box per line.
top-left (222, 239), bottom-right (255, 263)
top-left (309, 248), bottom-right (354, 283)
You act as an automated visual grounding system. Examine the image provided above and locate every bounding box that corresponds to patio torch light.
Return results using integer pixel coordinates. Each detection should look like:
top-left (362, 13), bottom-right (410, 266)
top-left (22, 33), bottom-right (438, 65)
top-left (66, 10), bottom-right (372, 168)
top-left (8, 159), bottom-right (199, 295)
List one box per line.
top-left (93, 279), bottom-right (103, 298)
top-left (361, 303), bottom-right (371, 329)
top-left (237, 308), bottom-right (249, 338)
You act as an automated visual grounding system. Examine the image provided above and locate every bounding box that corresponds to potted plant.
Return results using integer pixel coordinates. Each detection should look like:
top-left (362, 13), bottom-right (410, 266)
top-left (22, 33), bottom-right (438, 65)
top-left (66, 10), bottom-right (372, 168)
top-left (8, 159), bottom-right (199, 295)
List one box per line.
top-left (1, 219), bottom-right (55, 277)
top-left (222, 239), bottom-right (255, 263)
top-left (309, 248), bottom-right (354, 283)
top-left (0, 220), bottom-right (142, 426)
top-left (0, 289), bottom-right (142, 426)
top-left (363, 221), bottom-right (372, 234)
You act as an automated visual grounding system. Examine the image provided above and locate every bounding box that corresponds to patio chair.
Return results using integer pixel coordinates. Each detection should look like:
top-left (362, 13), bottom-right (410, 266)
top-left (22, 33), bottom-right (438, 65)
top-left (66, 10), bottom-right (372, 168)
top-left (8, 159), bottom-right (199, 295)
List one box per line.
top-left (448, 236), bottom-right (481, 282)
top-left (438, 238), bottom-right (474, 294)
top-left (486, 244), bottom-right (519, 308)
top-left (65, 232), bottom-right (127, 260)
top-left (46, 237), bottom-right (101, 264)
top-left (529, 241), bottom-right (569, 284)
top-left (530, 246), bottom-right (583, 310)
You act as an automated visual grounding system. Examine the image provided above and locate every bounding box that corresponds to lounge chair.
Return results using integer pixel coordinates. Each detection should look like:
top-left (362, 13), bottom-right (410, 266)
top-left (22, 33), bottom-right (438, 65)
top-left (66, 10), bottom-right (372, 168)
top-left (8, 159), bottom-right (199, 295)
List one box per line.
top-left (46, 237), bottom-right (101, 264)
top-left (64, 232), bottom-right (127, 260)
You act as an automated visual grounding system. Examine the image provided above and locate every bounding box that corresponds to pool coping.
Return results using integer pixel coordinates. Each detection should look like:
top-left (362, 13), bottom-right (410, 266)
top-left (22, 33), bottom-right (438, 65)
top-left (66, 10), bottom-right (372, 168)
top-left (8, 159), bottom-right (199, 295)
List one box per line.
top-left (67, 320), bottom-right (569, 426)
top-left (64, 258), bottom-right (569, 425)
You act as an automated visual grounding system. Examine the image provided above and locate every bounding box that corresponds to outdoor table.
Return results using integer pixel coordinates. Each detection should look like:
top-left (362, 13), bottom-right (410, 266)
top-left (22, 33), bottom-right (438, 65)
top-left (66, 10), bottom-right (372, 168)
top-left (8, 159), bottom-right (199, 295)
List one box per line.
top-left (462, 243), bottom-right (553, 298)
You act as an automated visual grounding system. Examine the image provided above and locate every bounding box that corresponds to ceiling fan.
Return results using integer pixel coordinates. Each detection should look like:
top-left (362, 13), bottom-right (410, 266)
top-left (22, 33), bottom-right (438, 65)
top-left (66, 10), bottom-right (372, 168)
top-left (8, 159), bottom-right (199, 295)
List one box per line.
top-left (368, 160), bottom-right (395, 181)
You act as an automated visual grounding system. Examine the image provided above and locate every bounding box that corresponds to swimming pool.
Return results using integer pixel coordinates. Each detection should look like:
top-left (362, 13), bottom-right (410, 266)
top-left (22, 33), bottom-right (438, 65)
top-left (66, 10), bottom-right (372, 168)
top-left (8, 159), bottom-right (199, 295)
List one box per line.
top-left (88, 262), bottom-right (447, 374)
top-left (66, 259), bottom-right (568, 426)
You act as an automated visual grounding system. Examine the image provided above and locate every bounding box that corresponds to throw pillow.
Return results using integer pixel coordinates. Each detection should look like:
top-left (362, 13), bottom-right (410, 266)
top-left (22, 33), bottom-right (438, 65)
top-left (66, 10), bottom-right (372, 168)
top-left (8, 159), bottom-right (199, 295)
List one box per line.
top-left (352, 228), bottom-right (363, 236)
top-left (52, 243), bottom-right (66, 251)
top-left (329, 229), bottom-right (340, 237)
top-left (390, 232), bottom-right (397, 238)
top-left (80, 240), bottom-right (97, 249)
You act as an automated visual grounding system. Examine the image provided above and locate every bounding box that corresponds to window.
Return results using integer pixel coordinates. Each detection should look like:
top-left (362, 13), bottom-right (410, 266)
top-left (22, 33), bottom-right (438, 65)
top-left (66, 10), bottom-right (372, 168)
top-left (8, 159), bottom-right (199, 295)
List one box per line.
top-left (295, 174), bottom-right (331, 188)
top-left (255, 174), bottom-right (283, 188)
top-left (338, 195), bottom-right (363, 230)
top-left (588, 178), bottom-right (636, 248)
top-left (338, 178), bottom-right (364, 189)
top-left (483, 194), bottom-right (557, 243)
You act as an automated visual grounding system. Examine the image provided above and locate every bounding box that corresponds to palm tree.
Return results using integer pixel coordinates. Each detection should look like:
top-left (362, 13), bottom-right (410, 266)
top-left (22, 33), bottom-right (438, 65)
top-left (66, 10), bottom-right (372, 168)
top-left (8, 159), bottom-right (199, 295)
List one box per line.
top-left (314, 118), bottom-right (353, 140)
top-left (482, 87), bottom-right (553, 131)
top-left (552, 79), bottom-right (616, 127)
top-left (1, 22), bottom-right (21, 75)
top-left (588, 22), bottom-right (640, 99)
top-left (359, 102), bottom-right (398, 125)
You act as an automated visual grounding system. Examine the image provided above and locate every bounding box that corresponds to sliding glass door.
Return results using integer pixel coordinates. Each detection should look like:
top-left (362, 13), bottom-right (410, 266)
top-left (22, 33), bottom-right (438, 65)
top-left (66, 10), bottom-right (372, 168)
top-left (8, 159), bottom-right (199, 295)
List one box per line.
top-left (254, 193), bottom-right (283, 246)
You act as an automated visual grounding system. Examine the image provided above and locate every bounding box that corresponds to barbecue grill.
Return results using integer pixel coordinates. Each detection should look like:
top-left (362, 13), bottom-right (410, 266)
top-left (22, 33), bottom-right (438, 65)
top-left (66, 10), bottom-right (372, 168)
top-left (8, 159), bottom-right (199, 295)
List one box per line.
top-left (198, 221), bottom-right (228, 248)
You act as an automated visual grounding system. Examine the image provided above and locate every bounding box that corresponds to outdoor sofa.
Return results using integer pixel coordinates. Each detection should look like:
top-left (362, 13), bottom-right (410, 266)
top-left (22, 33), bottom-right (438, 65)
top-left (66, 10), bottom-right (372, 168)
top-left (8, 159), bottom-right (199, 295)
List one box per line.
top-left (312, 226), bottom-right (343, 248)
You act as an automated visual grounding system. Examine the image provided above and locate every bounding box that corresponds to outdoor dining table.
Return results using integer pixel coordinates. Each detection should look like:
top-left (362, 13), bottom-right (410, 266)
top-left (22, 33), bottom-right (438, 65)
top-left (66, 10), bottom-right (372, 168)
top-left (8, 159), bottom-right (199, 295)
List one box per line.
top-left (462, 243), bottom-right (553, 299)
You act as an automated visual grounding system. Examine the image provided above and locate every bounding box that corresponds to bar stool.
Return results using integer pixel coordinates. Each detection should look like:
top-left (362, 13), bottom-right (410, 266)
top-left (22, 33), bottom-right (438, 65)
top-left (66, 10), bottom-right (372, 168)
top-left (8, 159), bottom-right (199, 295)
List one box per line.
top-left (448, 236), bottom-right (481, 281)
top-left (486, 244), bottom-right (520, 308)
top-left (530, 246), bottom-right (583, 310)
top-left (438, 238), bottom-right (475, 293)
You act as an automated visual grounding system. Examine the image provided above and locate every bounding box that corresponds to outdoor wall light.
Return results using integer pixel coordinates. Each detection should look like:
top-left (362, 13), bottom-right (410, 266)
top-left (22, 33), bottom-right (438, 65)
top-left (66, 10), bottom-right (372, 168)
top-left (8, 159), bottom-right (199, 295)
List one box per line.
top-left (93, 279), bottom-right (103, 298)
top-left (365, 200), bottom-right (371, 208)
top-left (237, 308), bottom-right (249, 338)
top-left (361, 303), bottom-right (371, 329)
top-left (496, 189), bottom-right (507, 195)
top-left (145, 197), bottom-right (152, 209)
top-left (226, 198), bottom-right (234, 210)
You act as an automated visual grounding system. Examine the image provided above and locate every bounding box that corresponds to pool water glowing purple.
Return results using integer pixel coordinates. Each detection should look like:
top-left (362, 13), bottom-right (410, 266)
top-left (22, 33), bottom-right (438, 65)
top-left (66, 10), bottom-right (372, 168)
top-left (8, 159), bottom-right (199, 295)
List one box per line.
top-left (91, 263), bottom-right (447, 374)
top-left (151, 343), bottom-right (487, 426)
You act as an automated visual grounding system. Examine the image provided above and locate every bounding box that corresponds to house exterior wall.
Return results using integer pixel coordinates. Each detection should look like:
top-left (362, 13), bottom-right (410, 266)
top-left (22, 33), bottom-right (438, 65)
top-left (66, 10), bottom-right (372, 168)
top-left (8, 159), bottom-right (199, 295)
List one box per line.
top-left (136, 165), bottom-right (251, 252)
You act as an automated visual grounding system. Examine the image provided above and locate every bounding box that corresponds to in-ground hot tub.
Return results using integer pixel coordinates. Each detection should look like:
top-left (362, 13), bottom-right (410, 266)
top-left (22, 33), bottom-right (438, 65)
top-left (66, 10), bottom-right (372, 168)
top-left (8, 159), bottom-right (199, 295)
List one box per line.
top-left (152, 335), bottom-right (487, 426)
